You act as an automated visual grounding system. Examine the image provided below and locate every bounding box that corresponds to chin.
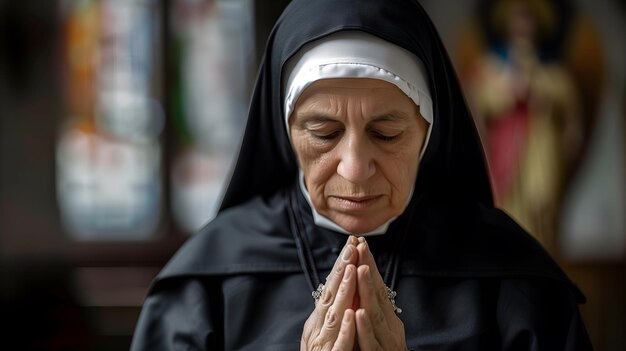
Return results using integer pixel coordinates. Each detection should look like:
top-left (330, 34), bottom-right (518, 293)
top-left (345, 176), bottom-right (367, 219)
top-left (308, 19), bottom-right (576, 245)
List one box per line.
top-left (334, 215), bottom-right (387, 235)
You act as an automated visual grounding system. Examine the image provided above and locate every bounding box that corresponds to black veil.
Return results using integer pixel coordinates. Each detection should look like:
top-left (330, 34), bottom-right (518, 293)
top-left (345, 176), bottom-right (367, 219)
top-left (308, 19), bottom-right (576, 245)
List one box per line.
top-left (130, 3), bottom-right (591, 349)
top-left (220, 0), bottom-right (492, 212)
top-left (160, 0), bottom-right (583, 302)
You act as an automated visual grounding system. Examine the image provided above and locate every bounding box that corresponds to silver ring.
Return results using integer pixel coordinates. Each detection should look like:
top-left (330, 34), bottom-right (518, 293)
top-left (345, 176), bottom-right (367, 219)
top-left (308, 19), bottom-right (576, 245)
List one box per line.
top-left (312, 283), bottom-right (325, 302)
top-left (386, 286), bottom-right (402, 314)
top-left (311, 283), bottom-right (401, 314)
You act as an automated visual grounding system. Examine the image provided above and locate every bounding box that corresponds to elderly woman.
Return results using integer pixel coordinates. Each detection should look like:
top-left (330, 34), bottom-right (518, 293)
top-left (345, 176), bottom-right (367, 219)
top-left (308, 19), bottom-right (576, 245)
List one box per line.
top-left (131, 0), bottom-right (592, 350)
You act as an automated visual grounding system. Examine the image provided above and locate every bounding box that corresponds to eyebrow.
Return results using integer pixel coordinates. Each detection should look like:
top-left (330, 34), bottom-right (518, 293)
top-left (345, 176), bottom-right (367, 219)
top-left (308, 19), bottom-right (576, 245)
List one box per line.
top-left (370, 111), bottom-right (412, 122)
top-left (295, 110), bottom-right (412, 124)
top-left (294, 113), bottom-right (340, 125)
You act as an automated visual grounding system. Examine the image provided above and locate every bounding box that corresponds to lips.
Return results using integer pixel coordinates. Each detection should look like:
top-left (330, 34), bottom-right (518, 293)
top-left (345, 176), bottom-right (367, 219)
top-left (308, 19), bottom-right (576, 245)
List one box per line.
top-left (330, 195), bottom-right (382, 210)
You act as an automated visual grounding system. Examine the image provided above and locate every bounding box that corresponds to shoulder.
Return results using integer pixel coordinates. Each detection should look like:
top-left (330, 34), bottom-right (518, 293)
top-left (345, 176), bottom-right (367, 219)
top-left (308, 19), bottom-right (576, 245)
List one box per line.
top-left (156, 190), bottom-right (302, 281)
top-left (497, 277), bottom-right (580, 318)
top-left (413, 202), bottom-right (585, 302)
top-left (496, 277), bottom-right (593, 350)
top-left (131, 278), bottom-right (219, 351)
top-left (476, 206), bottom-right (584, 299)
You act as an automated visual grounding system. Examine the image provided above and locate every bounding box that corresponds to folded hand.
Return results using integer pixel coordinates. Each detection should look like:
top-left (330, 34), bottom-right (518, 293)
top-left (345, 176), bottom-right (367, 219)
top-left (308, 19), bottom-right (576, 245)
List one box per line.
top-left (301, 236), bottom-right (407, 351)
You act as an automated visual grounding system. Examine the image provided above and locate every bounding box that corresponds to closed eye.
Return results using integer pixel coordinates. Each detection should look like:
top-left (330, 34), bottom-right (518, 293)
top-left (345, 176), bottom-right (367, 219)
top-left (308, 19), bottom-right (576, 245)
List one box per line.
top-left (371, 130), bottom-right (401, 142)
top-left (311, 130), bottom-right (342, 141)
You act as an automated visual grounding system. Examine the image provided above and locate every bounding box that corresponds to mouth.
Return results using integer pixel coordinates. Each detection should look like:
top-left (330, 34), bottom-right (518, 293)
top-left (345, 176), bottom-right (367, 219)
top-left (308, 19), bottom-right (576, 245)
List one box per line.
top-left (330, 195), bottom-right (382, 210)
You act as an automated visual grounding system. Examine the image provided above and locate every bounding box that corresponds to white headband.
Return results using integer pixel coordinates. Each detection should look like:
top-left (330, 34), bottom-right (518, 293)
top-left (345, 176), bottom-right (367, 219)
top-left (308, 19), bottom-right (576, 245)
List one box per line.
top-left (283, 30), bottom-right (433, 156)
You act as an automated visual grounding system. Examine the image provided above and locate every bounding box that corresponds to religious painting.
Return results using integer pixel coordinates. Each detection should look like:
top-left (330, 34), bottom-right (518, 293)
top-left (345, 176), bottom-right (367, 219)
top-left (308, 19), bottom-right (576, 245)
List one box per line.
top-left (453, 0), bottom-right (607, 254)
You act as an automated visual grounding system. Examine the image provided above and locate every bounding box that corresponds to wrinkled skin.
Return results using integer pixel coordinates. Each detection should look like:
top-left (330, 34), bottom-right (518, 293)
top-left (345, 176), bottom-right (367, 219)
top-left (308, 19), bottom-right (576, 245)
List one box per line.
top-left (301, 236), bottom-right (407, 351)
top-left (289, 78), bottom-right (428, 235)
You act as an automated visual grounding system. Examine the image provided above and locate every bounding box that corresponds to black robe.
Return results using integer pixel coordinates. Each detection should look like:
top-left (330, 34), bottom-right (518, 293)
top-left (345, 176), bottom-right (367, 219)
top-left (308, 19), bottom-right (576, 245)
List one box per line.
top-left (131, 0), bottom-right (592, 349)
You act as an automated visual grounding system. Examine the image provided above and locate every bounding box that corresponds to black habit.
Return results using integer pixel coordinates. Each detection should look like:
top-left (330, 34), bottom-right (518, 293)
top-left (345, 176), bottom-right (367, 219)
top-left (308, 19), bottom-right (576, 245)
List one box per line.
top-left (130, 0), bottom-right (593, 350)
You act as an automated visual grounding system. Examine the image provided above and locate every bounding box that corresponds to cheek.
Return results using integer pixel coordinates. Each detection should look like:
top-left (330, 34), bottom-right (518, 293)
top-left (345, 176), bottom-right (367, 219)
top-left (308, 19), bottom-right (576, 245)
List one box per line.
top-left (291, 134), bottom-right (317, 168)
top-left (305, 157), bottom-right (336, 192)
top-left (386, 149), bottom-right (420, 204)
top-left (292, 137), bottom-right (335, 194)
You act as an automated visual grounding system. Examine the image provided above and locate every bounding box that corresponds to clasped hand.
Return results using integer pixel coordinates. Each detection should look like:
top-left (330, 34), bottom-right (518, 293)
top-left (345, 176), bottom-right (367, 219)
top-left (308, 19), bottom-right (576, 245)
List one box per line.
top-left (301, 236), bottom-right (407, 351)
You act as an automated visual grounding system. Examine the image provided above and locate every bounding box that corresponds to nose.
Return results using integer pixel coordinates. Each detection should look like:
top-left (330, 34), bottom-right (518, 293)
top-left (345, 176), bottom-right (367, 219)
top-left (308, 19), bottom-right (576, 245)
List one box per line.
top-left (336, 135), bottom-right (376, 183)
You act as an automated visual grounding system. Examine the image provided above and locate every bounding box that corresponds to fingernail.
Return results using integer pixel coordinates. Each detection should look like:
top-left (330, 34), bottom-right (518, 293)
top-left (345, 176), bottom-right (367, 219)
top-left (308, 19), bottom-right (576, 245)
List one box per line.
top-left (357, 309), bottom-right (368, 325)
top-left (343, 309), bottom-right (353, 323)
top-left (362, 311), bottom-right (370, 326)
top-left (348, 236), bottom-right (357, 245)
top-left (357, 239), bottom-right (366, 249)
top-left (342, 246), bottom-right (353, 261)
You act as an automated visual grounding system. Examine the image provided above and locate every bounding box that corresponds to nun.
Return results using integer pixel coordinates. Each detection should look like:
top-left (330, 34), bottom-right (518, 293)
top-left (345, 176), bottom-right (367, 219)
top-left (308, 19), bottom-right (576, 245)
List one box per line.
top-left (131, 0), bottom-right (592, 349)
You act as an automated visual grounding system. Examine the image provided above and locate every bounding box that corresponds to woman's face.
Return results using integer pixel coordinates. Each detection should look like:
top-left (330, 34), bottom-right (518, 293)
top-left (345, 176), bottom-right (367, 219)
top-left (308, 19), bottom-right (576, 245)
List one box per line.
top-left (289, 78), bottom-right (429, 234)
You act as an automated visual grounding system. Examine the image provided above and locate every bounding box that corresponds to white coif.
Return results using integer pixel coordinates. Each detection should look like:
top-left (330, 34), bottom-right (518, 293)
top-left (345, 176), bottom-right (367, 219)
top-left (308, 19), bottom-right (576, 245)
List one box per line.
top-left (283, 30), bottom-right (433, 154)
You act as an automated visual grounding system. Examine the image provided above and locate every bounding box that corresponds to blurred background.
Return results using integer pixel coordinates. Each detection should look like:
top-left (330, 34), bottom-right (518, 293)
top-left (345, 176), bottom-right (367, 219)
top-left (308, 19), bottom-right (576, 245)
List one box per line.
top-left (0, 0), bottom-right (623, 349)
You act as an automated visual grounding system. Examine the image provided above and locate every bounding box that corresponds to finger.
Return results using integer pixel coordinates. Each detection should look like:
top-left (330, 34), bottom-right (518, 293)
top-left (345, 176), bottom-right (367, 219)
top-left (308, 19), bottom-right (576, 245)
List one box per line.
top-left (329, 236), bottom-right (359, 281)
top-left (355, 308), bottom-right (383, 351)
top-left (326, 236), bottom-right (358, 290)
top-left (356, 264), bottom-right (393, 343)
top-left (356, 237), bottom-right (382, 287)
top-left (318, 264), bottom-right (357, 340)
top-left (312, 238), bottom-right (358, 330)
top-left (356, 239), bottom-right (398, 319)
top-left (332, 309), bottom-right (356, 351)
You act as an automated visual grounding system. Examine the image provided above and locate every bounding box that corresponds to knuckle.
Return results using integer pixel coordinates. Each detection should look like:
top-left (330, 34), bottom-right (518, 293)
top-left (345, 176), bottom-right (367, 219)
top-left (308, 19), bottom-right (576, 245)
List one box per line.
top-left (324, 307), bottom-right (340, 330)
top-left (335, 263), bottom-right (345, 276)
top-left (311, 341), bottom-right (331, 351)
top-left (338, 281), bottom-right (347, 296)
top-left (320, 287), bottom-right (334, 306)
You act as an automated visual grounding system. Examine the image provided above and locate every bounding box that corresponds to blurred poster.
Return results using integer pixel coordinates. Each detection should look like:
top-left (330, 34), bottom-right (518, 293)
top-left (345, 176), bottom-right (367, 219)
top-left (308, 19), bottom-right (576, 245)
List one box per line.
top-left (57, 0), bottom-right (163, 240)
top-left (169, 0), bottom-right (254, 233)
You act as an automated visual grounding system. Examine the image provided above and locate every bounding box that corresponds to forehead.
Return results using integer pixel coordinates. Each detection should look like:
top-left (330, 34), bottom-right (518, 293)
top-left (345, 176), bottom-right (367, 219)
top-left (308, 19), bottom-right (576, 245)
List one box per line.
top-left (299, 78), bottom-right (405, 94)
top-left (294, 78), bottom-right (416, 113)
